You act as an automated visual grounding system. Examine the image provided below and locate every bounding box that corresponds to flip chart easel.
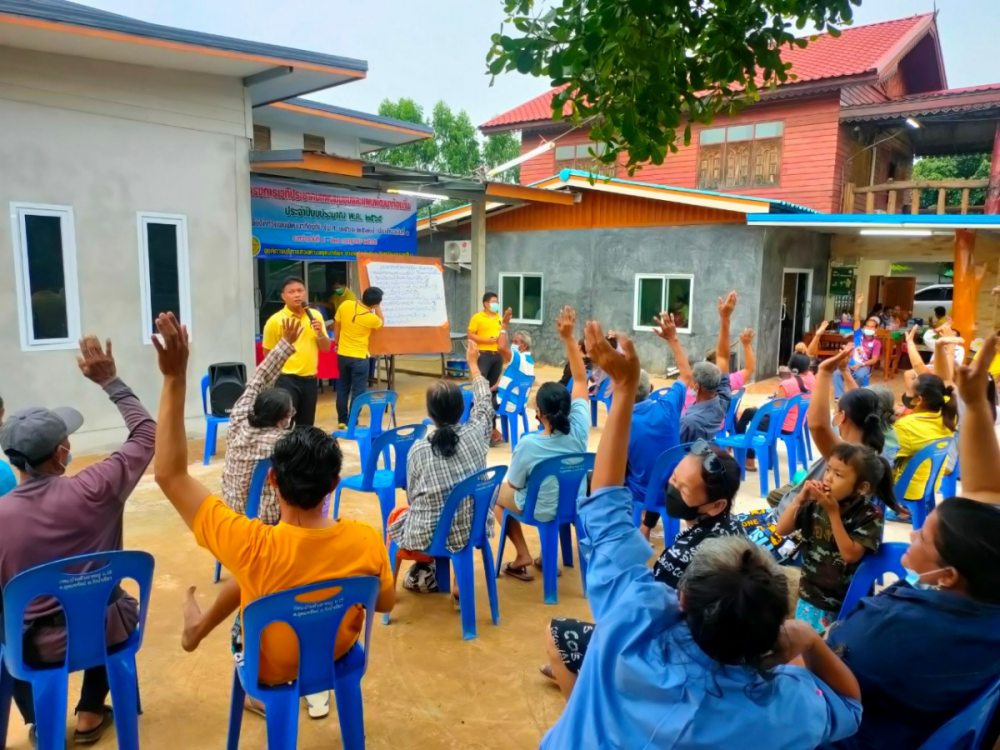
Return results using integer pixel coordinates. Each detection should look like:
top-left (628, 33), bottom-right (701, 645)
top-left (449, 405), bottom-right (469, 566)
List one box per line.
top-left (356, 253), bottom-right (452, 388)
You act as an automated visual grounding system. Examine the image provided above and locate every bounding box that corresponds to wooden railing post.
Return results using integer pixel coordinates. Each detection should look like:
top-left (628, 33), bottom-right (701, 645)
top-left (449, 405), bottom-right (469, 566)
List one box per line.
top-left (937, 188), bottom-right (947, 215)
top-left (865, 192), bottom-right (875, 214)
top-left (842, 182), bottom-right (856, 213)
top-left (887, 190), bottom-right (897, 214)
top-left (961, 188), bottom-right (970, 215)
top-left (911, 188), bottom-right (920, 214)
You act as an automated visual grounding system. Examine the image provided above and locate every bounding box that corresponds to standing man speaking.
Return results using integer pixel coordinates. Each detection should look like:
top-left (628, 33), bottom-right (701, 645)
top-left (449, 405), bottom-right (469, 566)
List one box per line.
top-left (262, 276), bottom-right (330, 427)
top-left (334, 286), bottom-right (384, 429)
top-left (468, 292), bottom-right (504, 442)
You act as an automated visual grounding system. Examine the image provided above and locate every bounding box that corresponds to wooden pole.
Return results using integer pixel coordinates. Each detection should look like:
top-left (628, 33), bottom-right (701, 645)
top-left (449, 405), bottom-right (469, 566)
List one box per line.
top-left (937, 189), bottom-right (947, 215)
top-left (961, 189), bottom-right (970, 215)
top-left (865, 192), bottom-right (875, 214)
top-left (987, 121), bottom-right (1000, 215)
top-left (887, 190), bottom-right (897, 214)
top-left (952, 229), bottom-right (980, 339)
top-left (911, 188), bottom-right (920, 214)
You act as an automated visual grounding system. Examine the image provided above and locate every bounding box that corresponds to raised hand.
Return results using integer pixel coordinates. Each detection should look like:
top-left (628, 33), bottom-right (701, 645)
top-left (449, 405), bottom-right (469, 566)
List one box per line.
top-left (281, 317), bottom-right (303, 344)
top-left (152, 312), bottom-right (190, 378)
top-left (855, 293), bottom-right (864, 307)
top-left (652, 312), bottom-right (678, 343)
top-left (465, 338), bottom-right (481, 370)
top-left (718, 290), bottom-right (737, 319)
top-left (502, 307), bottom-right (513, 328)
top-left (905, 323), bottom-right (918, 345)
top-left (816, 320), bottom-right (829, 334)
top-left (555, 305), bottom-right (576, 340)
top-left (77, 335), bottom-right (117, 387)
top-left (819, 344), bottom-right (853, 374)
top-left (739, 327), bottom-right (755, 345)
top-left (956, 333), bottom-right (996, 406)
top-left (585, 321), bottom-right (640, 388)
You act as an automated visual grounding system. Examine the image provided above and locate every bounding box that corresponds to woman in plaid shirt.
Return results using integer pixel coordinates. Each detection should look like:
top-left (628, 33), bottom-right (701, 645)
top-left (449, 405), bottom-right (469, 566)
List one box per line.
top-left (221, 317), bottom-right (301, 524)
top-left (386, 342), bottom-right (494, 592)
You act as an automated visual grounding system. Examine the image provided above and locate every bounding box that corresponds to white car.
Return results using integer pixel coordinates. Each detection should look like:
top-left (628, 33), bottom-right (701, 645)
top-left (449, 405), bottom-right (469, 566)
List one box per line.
top-left (911, 283), bottom-right (953, 324)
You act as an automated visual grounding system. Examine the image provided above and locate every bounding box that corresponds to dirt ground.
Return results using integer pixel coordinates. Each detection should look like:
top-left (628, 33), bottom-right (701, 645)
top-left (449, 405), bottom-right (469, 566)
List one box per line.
top-left (2, 361), bottom-right (915, 749)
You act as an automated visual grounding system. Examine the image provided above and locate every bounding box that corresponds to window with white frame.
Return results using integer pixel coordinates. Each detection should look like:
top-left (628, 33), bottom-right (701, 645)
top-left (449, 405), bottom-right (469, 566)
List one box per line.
top-left (11, 203), bottom-right (81, 351)
top-left (499, 273), bottom-right (543, 323)
top-left (633, 274), bottom-right (694, 333)
top-left (137, 213), bottom-right (192, 343)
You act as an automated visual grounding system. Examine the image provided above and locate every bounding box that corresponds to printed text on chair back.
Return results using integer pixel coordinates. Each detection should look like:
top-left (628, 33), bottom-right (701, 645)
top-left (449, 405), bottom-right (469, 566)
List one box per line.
top-left (521, 453), bottom-right (596, 525)
top-left (2, 551), bottom-right (154, 677)
top-left (240, 576), bottom-right (380, 698)
top-left (426, 466), bottom-right (508, 555)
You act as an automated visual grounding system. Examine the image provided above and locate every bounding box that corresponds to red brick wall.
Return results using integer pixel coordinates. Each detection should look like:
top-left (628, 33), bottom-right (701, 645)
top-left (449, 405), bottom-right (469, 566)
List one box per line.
top-left (517, 93), bottom-right (845, 212)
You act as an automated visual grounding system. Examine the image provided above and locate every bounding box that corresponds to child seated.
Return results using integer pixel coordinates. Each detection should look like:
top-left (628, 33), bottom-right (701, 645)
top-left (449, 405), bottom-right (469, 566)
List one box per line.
top-left (776, 442), bottom-right (902, 632)
top-left (150, 313), bottom-right (395, 711)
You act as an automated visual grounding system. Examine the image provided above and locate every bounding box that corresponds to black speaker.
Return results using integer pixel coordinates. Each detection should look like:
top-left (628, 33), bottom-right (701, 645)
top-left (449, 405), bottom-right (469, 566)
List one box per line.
top-left (208, 362), bottom-right (247, 417)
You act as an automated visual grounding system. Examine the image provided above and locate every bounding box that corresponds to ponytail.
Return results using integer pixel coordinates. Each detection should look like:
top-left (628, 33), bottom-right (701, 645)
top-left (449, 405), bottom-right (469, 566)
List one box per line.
top-left (839, 389), bottom-right (886, 454)
top-left (536, 382), bottom-right (571, 436)
top-left (429, 424), bottom-right (460, 458)
top-left (913, 374), bottom-right (958, 432)
top-left (872, 455), bottom-right (903, 514)
top-left (941, 385), bottom-right (958, 432)
top-left (830, 443), bottom-right (903, 514)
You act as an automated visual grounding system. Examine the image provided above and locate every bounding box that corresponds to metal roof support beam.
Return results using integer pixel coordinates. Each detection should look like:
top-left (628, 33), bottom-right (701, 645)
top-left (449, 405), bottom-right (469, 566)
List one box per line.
top-left (470, 201), bottom-right (487, 318)
top-left (243, 65), bottom-right (294, 87)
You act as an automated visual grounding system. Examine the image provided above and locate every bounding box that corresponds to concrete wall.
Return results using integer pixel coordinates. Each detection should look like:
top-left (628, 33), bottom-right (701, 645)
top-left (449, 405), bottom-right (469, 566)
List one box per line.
top-left (420, 224), bottom-right (771, 377)
top-left (759, 227), bottom-right (831, 375)
top-left (0, 49), bottom-right (254, 451)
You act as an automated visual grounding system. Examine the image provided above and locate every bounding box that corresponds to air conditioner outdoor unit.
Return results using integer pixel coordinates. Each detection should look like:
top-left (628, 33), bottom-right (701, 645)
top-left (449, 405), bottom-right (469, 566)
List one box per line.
top-left (444, 240), bottom-right (472, 264)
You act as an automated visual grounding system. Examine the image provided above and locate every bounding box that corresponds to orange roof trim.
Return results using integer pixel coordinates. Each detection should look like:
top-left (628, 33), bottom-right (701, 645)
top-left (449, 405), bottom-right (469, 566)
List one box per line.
top-left (270, 102), bottom-right (430, 137)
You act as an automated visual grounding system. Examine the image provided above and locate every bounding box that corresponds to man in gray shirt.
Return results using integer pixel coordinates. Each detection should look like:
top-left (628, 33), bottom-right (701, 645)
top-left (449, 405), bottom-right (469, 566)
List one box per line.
top-left (0, 335), bottom-right (155, 744)
top-left (680, 361), bottom-right (732, 443)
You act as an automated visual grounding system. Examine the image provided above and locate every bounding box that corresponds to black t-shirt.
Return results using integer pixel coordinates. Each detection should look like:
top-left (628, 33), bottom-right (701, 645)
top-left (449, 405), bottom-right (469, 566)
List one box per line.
top-left (652, 513), bottom-right (747, 588)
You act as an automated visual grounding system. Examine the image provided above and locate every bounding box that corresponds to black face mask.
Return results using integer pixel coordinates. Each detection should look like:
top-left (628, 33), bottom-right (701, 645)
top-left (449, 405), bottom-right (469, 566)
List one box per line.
top-left (665, 484), bottom-right (703, 521)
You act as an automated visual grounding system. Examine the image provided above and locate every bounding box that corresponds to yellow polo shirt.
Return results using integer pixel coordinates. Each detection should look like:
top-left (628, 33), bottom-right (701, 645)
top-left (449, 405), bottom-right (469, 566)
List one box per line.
top-left (468, 311), bottom-right (501, 352)
top-left (973, 346), bottom-right (1000, 380)
top-left (335, 300), bottom-right (383, 359)
top-left (893, 412), bottom-right (955, 500)
top-left (262, 306), bottom-right (329, 377)
top-left (328, 287), bottom-right (356, 315)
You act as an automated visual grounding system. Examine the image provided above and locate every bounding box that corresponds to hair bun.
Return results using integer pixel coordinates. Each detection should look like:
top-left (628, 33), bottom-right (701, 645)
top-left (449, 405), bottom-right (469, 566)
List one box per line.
top-left (864, 412), bottom-right (882, 424)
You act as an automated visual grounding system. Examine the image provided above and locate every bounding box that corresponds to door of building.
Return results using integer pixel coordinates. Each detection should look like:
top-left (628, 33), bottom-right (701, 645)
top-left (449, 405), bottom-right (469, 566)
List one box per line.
top-left (778, 269), bottom-right (813, 369)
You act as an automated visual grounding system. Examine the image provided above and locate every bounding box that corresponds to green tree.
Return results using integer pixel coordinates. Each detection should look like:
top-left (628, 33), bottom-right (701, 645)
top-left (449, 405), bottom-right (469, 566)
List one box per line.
top-left (912, 153), bottom-right (990, 210)
top-left (482, 130), bottom-right (522, 183)
top-left (487, 0), bottom-right (860, 174)
top-left (369, 97), bottom-right (437, 169)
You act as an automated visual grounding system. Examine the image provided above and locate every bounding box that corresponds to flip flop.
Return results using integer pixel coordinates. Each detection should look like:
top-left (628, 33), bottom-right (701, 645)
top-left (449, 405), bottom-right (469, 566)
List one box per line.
top-left (73, 707), bottom-right (114, 746)
top-left (539, 664), bottom-right (556, 681)
top-left (501, 562), bottom-right (535, 581)
top-left (305, 691), bottom-right (330, 719)
top-left (244, 697), bottom-right (266, 718)
top-left (532, 557), bottom-right (562, 577)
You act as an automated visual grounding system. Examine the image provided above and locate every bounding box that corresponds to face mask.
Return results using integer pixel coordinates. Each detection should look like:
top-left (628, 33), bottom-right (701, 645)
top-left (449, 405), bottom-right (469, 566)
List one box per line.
top-left (902, 394), bottom-right (915, 409)
top-left (334, 288), bottom-right (344, 296)
top-left (904, 566), bottom-right (950, 591)
top-left (665, 484), bottom-right (703, 521)
top-left (510, 344), bottom-right (520, 353)
top-left (863, 328), bottom-right (875, 337)
top-left (489, 303), bottom-right (499, 313)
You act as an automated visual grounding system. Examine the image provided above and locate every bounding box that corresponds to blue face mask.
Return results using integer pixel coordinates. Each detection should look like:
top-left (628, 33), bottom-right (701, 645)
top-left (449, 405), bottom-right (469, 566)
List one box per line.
top-left (863, 328), bottom-right (875, 337)
top-left (904, 566), bottom-right (950, 591)
top-left (489, 302), bottom-right (499, 314)
top-left (510, 343), bottom-right (520, 353)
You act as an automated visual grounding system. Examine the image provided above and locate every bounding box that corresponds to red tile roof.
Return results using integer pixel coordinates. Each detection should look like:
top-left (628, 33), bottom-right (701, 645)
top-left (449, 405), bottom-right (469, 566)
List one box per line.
top-left (482, 13), bottom-right (935, 130)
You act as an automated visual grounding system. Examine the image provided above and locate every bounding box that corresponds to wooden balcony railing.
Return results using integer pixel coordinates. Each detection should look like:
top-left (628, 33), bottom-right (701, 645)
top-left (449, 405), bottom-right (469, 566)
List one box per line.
top-left (842, 178), bottom-right (990, 214)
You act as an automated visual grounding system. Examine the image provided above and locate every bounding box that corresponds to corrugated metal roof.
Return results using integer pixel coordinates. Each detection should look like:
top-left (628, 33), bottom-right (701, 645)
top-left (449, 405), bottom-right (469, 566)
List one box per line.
top-left (482, 14), bottom-right (934, 130)
top-left (0, 0), bottom-right (368, 73)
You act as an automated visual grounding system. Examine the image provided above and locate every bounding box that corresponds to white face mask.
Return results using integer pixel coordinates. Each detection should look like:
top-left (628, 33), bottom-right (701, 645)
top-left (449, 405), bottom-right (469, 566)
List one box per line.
top-left (510, 344), bottom-right (520, 353)
top-left (863, 328), bottom-right (875, 337)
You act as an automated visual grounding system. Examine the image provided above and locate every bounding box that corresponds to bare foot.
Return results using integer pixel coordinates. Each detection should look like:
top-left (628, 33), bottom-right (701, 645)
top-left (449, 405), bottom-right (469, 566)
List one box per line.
top-left (181, 586), bottom-right (203, 652)
top-left (639, 524), bottom-right (652, 541)
top-left (491, 428), bottom-right (502, 442)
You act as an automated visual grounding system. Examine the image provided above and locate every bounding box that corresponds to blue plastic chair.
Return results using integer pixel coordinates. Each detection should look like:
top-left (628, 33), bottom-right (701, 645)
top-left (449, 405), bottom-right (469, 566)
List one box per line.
top-left (716, 387), bottom-right (746, 439)
top-left (0, 551), bottom-right (153, 750)
top-left (715, 398), bottom-right (787, 496)
top-left (422, 383), bottom-right (476, 429)
top-left (333, 390), bottom-right (398, 469)
top-left (215, 458), bottom-right (272, 584)
top-left (893, 438), bottom-right (953, 530)
top-left (940, 456), bottom-right (960, 498)
top-left (589, 378), bottom-right (612, 427)
top-left (630, 443), bottom-right (692, 534)
top-left (334, 424), bottom-right (427, 536)
top-left (778, 394), bottom-right (812, 477)
top-left (496, 452), bottom-right (595, 604)
top-left (201, 374), bottom-right (230, 465)
top-left (837, 541), bottom-right (907, 619)
top-left (919, 673), bottom-right (1000, 750)
top-left (385, 465), bottom-right (507, 639)
top-left (497, 378), bottom-right (534, 452)
top-left (226, 576), bottom-right (379, 750)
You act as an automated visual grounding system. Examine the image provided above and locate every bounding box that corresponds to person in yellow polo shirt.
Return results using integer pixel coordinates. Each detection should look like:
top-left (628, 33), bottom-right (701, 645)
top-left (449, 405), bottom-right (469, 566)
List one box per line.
top-left (334, 287), bottom-right (384, 428)
top-left (468, 292), bottom-right (504, 441)
top-left (262, 276), bottom-right (331, 427)
top-left (328, 279), bottom-right (357, 315)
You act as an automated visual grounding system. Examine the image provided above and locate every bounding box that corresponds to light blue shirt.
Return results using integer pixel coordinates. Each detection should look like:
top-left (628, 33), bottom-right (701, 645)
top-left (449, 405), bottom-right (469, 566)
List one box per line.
top-left (541, 485), bottom-right (864, 750)
top-left (0, 460), bottom-right (15, 497)
top-left (626, 382), bottom-right (684, 507)
top-left (508, 398), bottom-right (589, 521)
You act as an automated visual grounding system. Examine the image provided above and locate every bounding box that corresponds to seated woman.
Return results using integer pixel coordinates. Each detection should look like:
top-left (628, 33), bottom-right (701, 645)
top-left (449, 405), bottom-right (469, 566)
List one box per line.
top-left (734, 352), bottom-right (814, 472)
top-left (892, 372), bottom-right (957, 512)
top-left (384, 342), bottom-right (493, 595)
top-left (540, 323), bottom-right (864, 748)
top-left (496, 306), bottom-right (590, 582)
top-left (826, 335), bottom-right (1000, 749)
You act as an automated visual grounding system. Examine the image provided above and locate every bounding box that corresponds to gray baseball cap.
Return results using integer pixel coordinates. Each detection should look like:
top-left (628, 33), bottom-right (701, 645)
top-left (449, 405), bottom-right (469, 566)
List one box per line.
top-left (0, 407), bottom-right (84, 465)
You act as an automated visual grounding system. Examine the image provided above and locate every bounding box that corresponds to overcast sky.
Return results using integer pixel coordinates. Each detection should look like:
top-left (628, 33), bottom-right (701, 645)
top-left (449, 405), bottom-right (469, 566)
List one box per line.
top-left (82, 0), bottom-right (994, 128)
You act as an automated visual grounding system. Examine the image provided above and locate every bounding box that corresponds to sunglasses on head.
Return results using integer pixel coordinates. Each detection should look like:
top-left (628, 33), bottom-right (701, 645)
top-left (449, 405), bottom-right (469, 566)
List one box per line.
top-left (689, 440), bottom-right (728, 484)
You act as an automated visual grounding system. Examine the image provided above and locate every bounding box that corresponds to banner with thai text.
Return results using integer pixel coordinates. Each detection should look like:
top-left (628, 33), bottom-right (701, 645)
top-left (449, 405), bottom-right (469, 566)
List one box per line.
top-left (250, 176), bottom-right (417, 261)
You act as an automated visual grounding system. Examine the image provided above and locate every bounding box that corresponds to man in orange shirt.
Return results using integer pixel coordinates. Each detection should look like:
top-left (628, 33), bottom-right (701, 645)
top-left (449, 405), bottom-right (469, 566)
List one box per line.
top-left (151, 312), bottom-right (394, 717)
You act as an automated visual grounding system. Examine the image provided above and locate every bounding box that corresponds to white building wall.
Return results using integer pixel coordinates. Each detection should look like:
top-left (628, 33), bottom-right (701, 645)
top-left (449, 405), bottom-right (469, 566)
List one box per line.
top-left (267, 125), bottom-right (361, 159)
top-left (0, 48), bottom-right (255, 451)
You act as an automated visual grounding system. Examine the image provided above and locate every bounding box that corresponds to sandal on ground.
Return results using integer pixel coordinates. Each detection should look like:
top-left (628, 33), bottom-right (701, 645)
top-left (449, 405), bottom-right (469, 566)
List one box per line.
top-left (243, 697), bottom-right (266, 718)
top-left (501, 562), bottom-right (535, 581)
top-left (305, 691), bottom-right (330, 719)
top-left (539, 664), bottom-right (556, 681)
top-left (73, 707), bottom-right (114, 746)
top-left (532, 557), bottom-right (562, 577)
